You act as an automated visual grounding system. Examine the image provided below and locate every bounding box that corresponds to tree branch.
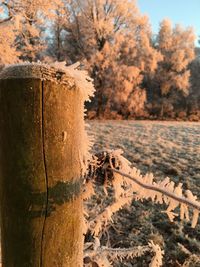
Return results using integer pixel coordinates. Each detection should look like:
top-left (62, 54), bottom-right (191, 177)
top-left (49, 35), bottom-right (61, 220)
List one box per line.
top-left (0, 16), bottom-right (12, 24)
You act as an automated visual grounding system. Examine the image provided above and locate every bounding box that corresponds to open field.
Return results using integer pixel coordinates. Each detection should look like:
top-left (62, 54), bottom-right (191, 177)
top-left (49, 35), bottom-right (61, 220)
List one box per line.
top-left (87, 120), bottom-right (200, 266)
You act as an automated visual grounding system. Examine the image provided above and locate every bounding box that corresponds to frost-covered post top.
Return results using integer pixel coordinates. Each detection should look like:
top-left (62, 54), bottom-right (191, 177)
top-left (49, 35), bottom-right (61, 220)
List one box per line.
top-left (0, 62), bottom-right (95, 102)
top-left (0, 63), bottom-right (75, 87)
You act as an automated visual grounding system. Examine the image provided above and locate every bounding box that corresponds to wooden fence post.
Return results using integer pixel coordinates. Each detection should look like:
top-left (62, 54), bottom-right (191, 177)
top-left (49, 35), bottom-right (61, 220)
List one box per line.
top-left (0, 64), bottom-right (88, 267)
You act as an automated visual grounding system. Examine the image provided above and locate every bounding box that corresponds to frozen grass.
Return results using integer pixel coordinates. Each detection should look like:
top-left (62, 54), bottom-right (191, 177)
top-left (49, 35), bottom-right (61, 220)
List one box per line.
top-left (87, 120), bottom-right (200, 266)
top-left (88, 120), bottom-right (200, 194)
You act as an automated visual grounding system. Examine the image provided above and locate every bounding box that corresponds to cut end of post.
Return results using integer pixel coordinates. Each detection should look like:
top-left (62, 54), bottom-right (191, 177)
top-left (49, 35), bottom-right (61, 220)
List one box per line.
top-left (0, 62), bottom-right (95, 101)
top-left (0, 63), bottom-right (76, 89)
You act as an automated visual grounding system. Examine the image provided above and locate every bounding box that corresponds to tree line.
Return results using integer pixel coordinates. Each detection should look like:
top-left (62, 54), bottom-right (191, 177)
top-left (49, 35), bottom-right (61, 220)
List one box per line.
top-left (0, 0), bottom-right (200, 120)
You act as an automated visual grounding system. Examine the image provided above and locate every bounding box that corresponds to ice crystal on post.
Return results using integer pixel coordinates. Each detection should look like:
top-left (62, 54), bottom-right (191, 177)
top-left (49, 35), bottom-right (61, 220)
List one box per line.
top-left (51, 61), bottom-right (95, 176)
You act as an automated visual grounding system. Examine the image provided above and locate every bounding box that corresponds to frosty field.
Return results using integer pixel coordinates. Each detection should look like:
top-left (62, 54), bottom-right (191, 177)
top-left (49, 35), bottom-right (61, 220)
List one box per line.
top-left (87, 120), bottom-right (200, 266)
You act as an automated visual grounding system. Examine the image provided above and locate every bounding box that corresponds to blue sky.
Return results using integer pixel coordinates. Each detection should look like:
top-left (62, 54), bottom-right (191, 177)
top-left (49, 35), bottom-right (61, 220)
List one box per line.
top-left (137, 0), bottom-right (200, 46)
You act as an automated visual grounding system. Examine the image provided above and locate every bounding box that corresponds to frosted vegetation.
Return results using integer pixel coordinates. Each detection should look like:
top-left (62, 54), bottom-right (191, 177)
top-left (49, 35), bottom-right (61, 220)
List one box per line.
top-left (84, 121), bottom-right (200, 266)
top-left (0, 0), bottom-right (200, 119)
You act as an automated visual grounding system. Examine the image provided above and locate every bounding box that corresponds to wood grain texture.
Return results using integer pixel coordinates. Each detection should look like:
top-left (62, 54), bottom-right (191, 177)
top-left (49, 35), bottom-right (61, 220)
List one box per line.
top-left (0, 69), bottom-right (83, 267)
top-left (41, 81), bottom-right (83, 267)
top-left (0, 78), bottom-right (46, 267)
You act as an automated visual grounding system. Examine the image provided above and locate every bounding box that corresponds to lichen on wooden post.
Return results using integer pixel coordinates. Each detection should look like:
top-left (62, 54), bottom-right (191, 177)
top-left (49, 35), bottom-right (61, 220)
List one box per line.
top-left (0, 63), bottom-right (94, 267)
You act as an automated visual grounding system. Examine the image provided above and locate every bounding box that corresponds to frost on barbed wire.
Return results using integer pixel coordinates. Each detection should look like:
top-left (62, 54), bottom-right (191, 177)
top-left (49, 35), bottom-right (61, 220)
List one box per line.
top-left (83, 149), bottom-right (200, 266)
top-left (84, 149), bottom-right (200, 239)
top-left (84, 237), bottom-right (164, 267)
top-left (0, 61), bottom-right (95, 176)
